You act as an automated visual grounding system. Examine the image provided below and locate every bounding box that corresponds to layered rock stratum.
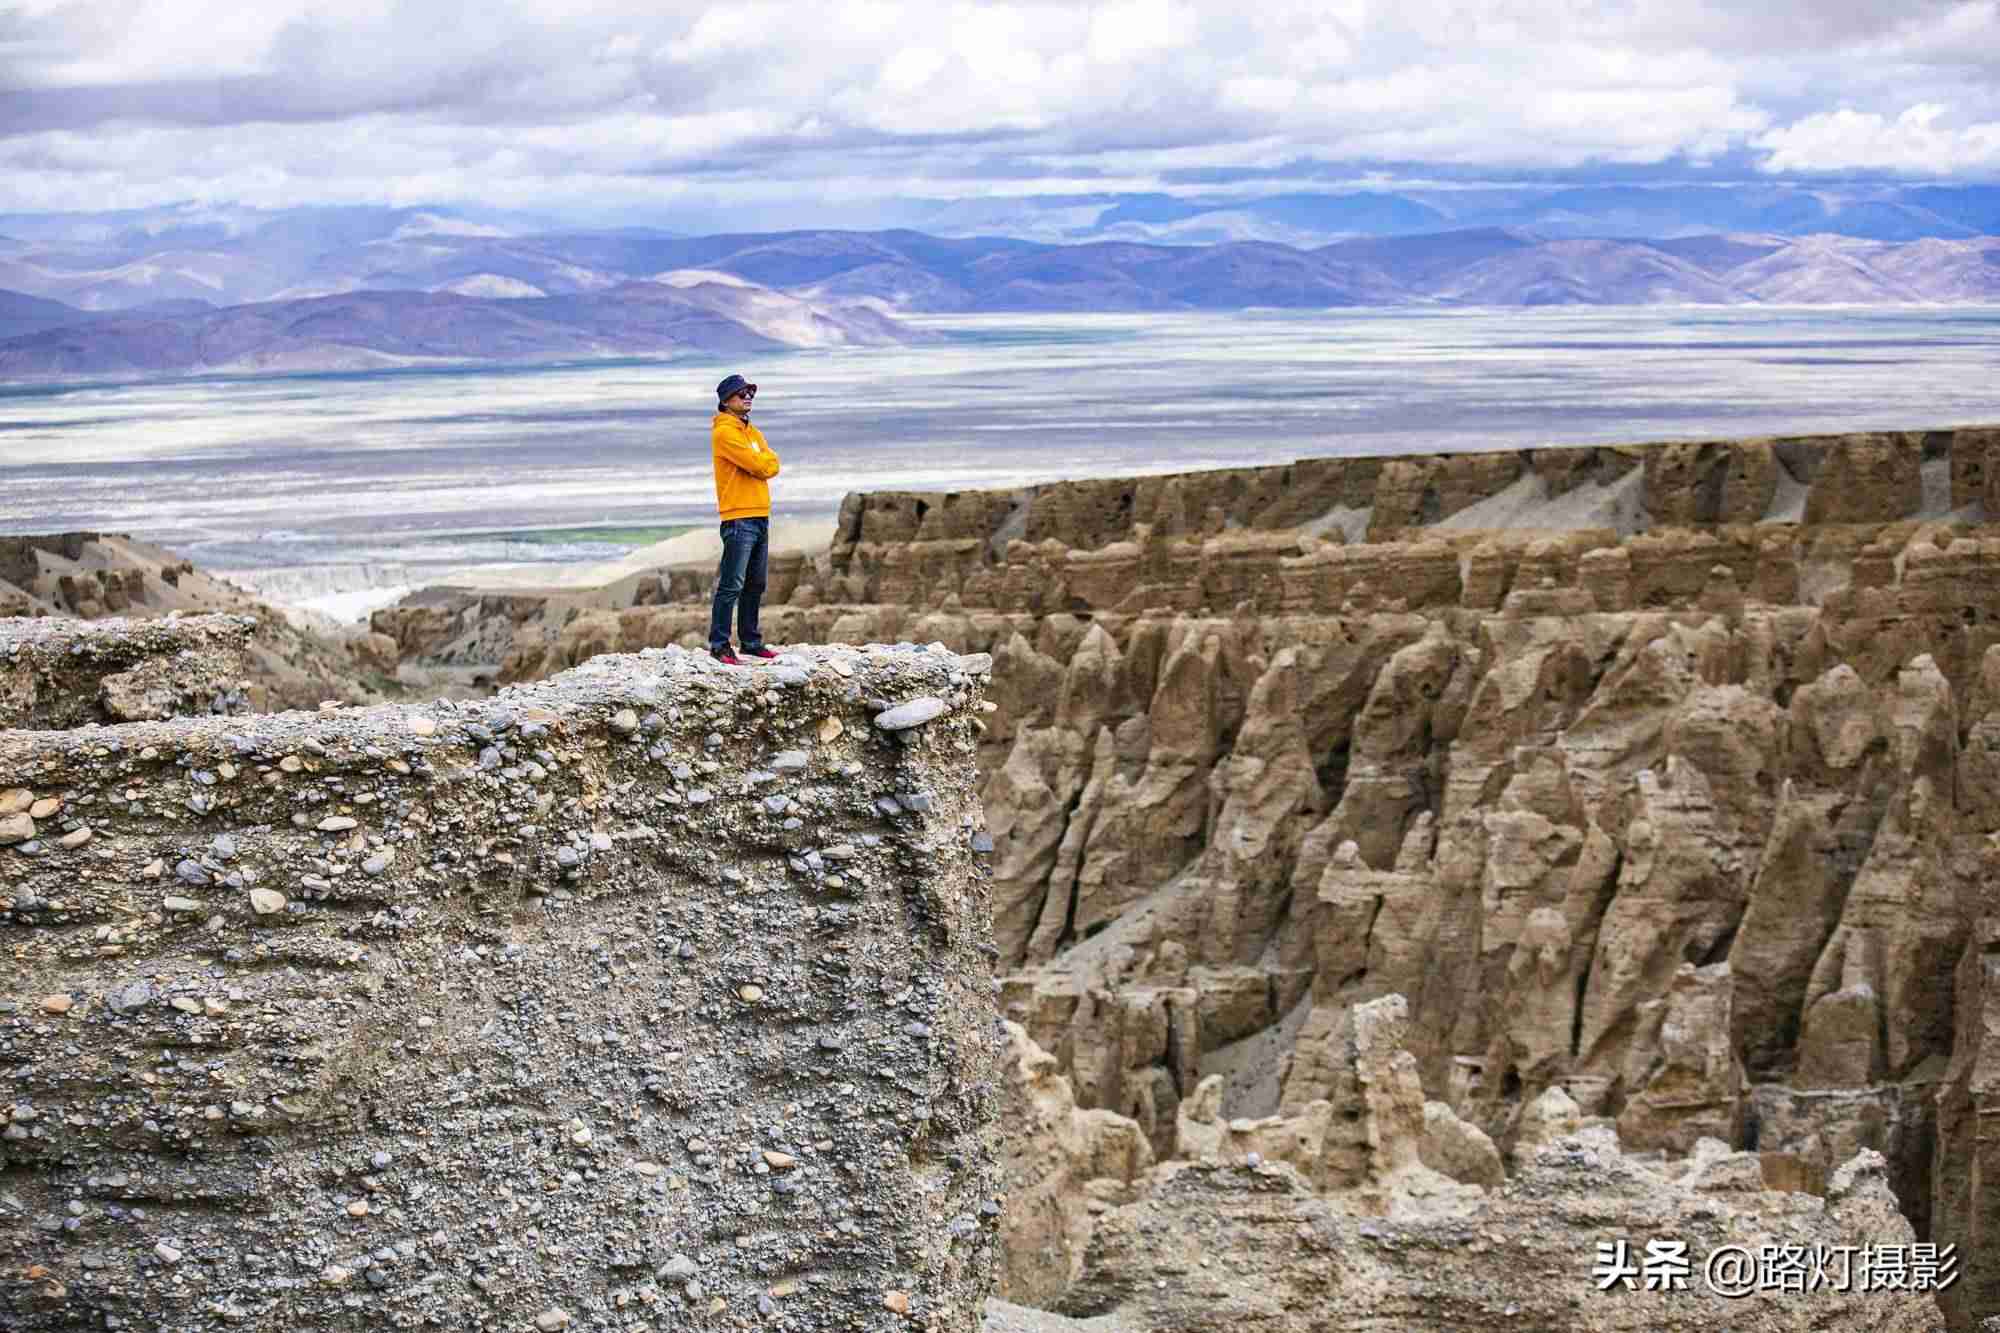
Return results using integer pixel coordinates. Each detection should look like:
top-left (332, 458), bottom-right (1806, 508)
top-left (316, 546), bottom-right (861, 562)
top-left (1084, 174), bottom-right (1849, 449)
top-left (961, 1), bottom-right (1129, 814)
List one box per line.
top-left (1, 623), bottom-right (1002, 1331)
top-left (368, 423), bottom-right (2000, 1330)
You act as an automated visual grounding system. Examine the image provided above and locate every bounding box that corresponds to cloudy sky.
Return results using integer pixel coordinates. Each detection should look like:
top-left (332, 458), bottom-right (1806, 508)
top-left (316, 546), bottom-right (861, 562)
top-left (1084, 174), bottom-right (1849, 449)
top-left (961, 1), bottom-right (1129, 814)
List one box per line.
top-left (3, 0), bottom-right (1998, 223)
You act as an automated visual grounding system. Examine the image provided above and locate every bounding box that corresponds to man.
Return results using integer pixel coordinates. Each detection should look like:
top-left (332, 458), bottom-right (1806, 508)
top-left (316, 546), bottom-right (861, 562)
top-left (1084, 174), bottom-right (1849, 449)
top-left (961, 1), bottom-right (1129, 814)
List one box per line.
top-left (707, 372), bottom-right (781, 665)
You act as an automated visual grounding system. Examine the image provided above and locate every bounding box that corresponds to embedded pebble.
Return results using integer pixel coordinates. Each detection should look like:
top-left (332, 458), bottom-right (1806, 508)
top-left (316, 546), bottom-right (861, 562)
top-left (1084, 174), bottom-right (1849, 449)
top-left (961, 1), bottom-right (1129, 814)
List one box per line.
top-left (107, 981), bottom-right (155, 1013)
top-left (873, 697), bottom-right (946, 730)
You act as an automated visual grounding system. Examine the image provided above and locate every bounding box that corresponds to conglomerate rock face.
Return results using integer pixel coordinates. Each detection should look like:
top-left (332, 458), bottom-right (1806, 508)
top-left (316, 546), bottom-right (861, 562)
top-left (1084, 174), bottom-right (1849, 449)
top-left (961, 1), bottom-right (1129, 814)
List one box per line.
top-left (1, 614), bottom-right (260, 731)
top-left (371, 425), bottom-right (2000, 1331)
top-left (1, 640), bottom-right (1002, 1332)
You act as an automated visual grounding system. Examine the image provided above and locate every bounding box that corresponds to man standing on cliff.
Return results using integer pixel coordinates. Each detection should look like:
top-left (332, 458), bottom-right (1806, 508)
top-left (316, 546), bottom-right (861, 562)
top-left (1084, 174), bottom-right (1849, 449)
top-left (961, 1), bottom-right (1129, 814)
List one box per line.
top-left (707, 372), bottom-right (781, 665)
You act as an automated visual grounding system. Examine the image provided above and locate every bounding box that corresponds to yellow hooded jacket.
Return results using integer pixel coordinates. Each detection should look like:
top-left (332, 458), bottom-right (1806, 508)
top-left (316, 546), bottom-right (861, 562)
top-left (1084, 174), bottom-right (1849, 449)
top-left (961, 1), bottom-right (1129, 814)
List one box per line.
top-left (711, 411), bottom-right (781, 520)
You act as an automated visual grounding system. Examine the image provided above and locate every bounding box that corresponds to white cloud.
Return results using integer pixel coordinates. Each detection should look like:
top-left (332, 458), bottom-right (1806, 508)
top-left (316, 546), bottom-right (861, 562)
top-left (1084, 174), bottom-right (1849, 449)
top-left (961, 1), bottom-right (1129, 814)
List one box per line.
top-left (1087, 0), bottom-right (1198, 65)
top-left (878, 46), bottom-right (948, 94)
top-left (10, 1), bottom-right (294, 84)
top-left (0, 0), bottom-right (1996, 215)
top-left (1756, 104), bottom-right (2000, 174)
top-left (1221, 76), bottom-right (1302, 115)
top-left (661, 4), bottom-right (784, 62)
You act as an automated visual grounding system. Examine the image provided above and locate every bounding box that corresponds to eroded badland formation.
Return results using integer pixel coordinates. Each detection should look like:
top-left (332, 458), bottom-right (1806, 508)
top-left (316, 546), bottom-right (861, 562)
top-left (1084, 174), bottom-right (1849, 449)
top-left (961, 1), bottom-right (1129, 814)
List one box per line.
top-left (0, 532), bottom-right (396, 718)
top-left (13, 424), bottom-right (2000, 1330)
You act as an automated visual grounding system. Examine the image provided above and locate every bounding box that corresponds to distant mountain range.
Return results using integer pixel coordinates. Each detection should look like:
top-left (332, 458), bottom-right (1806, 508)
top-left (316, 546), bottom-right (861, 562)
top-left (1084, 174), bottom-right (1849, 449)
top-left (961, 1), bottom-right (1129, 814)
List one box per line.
top-left (3, 202), bottom-right (1998, 380)
top-left (832, 182), bottom-right (2000, 249)
top-left (1061, 183), bottom-right (2000, 248)
top-left (0, 274), bottom-right (917, 380)
top-left (3, 189), bottom-right (1999, 301)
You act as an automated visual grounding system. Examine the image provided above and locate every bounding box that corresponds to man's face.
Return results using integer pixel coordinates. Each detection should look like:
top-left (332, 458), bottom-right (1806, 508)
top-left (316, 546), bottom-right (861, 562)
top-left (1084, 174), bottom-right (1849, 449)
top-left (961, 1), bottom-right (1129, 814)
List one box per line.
top-left (727, 389), bottom-right (754, 416)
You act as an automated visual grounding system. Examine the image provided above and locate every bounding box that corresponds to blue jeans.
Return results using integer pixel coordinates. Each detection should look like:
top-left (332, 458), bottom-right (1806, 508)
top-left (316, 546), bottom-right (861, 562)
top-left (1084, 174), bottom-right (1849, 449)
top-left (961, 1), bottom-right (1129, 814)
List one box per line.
top-left (708, 516), bottom-right (768, 652)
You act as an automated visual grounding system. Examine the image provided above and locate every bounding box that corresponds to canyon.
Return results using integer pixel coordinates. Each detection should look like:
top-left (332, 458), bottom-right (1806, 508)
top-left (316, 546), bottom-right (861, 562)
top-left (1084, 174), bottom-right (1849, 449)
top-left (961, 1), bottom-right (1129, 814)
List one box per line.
top-left (368, 423), bottom-right (2000, 1329)
top-left (12, 422), bottom-right (2000, 1328)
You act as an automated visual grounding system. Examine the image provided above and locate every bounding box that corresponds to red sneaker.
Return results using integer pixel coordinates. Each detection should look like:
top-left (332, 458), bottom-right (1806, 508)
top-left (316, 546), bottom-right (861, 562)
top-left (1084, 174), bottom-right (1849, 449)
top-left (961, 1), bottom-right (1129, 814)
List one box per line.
top-left (711, 647), bottom-right (743, 666)
top-left (742, 645), bottom-right (780, 660)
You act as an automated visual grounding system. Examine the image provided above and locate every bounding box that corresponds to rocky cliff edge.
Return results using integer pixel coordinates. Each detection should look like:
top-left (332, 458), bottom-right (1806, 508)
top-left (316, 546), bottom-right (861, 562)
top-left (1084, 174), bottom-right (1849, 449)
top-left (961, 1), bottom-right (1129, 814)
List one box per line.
top-left (1, 633), bottom-right (1002, 1332)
